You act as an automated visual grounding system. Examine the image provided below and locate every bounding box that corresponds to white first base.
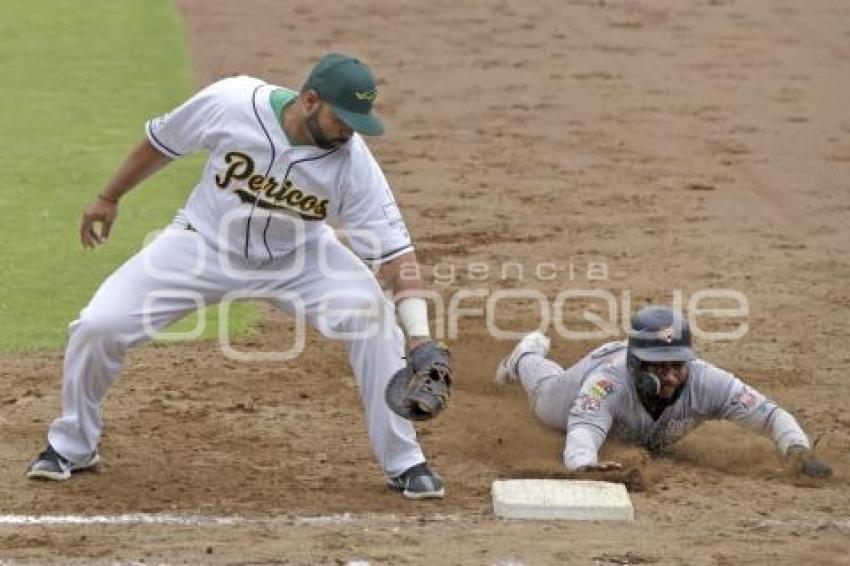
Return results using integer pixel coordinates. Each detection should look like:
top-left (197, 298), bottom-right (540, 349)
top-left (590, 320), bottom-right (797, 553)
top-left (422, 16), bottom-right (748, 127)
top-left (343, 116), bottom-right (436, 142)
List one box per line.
top-left (492, 479), bottom-right (634, 521)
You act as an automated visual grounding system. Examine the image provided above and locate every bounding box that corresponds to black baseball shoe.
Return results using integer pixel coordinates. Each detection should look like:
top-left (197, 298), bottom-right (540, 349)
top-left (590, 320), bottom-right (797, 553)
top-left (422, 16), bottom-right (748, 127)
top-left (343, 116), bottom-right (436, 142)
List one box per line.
top-left (26, 444), bottom-right (100, 481)
top-left (387, 462), bottom-right (445, 499)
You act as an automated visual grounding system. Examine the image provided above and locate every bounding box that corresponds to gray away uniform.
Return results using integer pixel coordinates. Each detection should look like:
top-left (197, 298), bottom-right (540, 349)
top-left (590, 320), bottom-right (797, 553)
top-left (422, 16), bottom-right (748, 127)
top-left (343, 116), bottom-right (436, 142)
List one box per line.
top-left (517, 341), bottom-right (810, 470)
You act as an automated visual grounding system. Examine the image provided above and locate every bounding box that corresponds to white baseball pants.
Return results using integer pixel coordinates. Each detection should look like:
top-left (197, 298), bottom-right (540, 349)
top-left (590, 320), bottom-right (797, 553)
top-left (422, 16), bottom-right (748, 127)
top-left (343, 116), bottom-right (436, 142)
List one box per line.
top-left (47, 221), bottom-right (425, 477)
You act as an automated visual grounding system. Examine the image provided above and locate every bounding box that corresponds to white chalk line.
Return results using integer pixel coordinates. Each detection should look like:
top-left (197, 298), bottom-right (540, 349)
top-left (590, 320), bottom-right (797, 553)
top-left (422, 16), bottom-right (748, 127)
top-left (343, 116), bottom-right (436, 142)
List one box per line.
top-left (0, 512), bottom-right (464, 527)
top-left (1, 514), bottom-right (847, 533)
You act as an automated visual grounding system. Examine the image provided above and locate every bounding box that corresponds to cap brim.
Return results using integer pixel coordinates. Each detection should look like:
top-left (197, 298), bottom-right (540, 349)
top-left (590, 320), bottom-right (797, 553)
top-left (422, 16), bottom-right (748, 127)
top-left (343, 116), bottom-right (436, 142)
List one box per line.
top-left (331, 105), bottom-right (385, 136)
top-left (631, 346), bottom-right (697, 363)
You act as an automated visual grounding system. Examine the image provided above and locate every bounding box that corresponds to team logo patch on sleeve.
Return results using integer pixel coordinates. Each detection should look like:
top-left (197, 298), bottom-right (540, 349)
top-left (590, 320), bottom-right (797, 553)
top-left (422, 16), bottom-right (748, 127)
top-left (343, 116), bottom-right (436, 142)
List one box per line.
top-left (577, 394), bottom-right (602, 414)
top-left (575, 378), bottom-right (615, 414)
top-left (731, 389), bottom-right (758, 410)
top-left (383, 202), bottom-right (403, 225)
top-left (589, 378), bottom-right (615, 400)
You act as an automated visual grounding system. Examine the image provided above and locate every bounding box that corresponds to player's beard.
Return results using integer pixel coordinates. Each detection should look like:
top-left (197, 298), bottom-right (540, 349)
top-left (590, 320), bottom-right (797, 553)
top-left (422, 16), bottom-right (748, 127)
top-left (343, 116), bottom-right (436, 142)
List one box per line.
top-left (305, 107), bottom-right (349, 150)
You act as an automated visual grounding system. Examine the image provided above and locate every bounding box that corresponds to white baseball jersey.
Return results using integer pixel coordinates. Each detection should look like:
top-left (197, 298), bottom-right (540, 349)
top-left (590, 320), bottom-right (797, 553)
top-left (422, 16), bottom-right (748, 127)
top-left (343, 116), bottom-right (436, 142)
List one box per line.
top-left (524, 342), bottom-right (810, 470)
top-left (145, 75), bottom-right (412, 263)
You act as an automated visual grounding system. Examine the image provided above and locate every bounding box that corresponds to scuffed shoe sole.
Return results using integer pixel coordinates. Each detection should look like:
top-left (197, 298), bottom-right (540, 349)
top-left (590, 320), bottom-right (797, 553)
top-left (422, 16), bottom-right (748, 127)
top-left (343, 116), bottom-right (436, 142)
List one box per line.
top-left (27, 453), bottom-right (100, 481)
top-left (402, 486), bottom-right (445, 499)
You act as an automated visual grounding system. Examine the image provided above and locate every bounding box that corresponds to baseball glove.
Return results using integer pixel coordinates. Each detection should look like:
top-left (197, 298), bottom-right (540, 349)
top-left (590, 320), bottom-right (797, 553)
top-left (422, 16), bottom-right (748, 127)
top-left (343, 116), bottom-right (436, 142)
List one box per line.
top-left (786, 445), bottom-right (832, 483)
top-left (385, 341), bottom-right (452, 421)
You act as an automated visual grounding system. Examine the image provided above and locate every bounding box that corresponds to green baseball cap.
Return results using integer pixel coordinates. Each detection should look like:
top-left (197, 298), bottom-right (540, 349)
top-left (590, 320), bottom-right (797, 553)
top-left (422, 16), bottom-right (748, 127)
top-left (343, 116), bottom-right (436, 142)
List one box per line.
top-left (303, 53), bottom-right (385, 136)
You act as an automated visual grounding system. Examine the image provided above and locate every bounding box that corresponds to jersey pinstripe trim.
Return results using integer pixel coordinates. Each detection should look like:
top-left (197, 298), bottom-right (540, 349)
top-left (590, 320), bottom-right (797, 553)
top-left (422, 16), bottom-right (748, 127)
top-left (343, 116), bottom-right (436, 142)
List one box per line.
top-left (763, 405), bottom-right (779, 428)
top-left (361, 243), bottom-right (414, 264)
top-left (247, 84), bottom-right (278, 260)
top-left (145, 121), bottom-right (181, 159)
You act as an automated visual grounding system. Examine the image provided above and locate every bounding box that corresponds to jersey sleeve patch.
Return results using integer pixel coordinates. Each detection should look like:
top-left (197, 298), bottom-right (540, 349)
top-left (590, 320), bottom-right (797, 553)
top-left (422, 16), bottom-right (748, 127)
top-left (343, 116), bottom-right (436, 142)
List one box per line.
top-left (589, 378), bottom-right (615, 400)
top-left (572, 377), bottom-right (617, 416)
top-left (383, 202), bottom-right (403, 226)
top-left (576, 394), bottom-right (602, 414)
top-left (731, 388), bottom-right (758, 410)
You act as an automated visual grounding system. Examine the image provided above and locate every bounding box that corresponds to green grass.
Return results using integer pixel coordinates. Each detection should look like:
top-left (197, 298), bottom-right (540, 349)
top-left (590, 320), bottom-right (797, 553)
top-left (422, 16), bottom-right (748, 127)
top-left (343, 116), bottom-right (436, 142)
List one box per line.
top-left (0, 1), bottom-right (257, 351)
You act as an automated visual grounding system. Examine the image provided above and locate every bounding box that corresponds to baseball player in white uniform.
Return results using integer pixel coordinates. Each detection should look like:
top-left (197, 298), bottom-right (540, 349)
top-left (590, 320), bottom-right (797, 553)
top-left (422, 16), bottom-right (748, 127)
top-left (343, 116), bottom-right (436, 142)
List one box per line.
top-left (27, 53), bottom-right (446, 499)
top-left (496, 306), bottom-right (832, 480)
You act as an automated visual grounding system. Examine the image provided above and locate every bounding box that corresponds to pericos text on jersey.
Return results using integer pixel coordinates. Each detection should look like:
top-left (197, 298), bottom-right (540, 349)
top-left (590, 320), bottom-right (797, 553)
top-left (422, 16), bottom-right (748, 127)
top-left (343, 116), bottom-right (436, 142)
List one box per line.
top-left (215, 151), bottom-right (329, 220)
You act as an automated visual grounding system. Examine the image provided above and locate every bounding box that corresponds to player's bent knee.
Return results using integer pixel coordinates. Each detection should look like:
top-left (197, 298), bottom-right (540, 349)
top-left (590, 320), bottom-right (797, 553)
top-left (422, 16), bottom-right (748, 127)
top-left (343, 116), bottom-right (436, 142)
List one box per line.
top-left (73, 311), bottom-right (134, 344)
top-left (318, 287), bottom-right (394, 336)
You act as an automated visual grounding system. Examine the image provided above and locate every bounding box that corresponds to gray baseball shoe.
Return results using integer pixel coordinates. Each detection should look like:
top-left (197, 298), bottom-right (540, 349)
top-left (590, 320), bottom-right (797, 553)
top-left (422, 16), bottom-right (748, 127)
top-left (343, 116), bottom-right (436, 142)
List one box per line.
top-left (387, 462), bottom-right (445, 499)
top-left (27, 444), bottom-right (100, 481)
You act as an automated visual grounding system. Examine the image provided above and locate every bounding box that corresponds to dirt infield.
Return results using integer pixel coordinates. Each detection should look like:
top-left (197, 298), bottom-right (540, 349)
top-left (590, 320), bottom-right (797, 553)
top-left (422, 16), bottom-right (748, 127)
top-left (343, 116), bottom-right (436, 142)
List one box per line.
top-left (2, 0), bottom-right (849, 563)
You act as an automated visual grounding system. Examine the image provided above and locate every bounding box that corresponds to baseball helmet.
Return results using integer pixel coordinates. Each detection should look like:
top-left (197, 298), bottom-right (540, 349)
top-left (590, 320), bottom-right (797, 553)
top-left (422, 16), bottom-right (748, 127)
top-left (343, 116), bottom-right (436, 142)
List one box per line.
top-left (626, 306), bottom-right (697, 396)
